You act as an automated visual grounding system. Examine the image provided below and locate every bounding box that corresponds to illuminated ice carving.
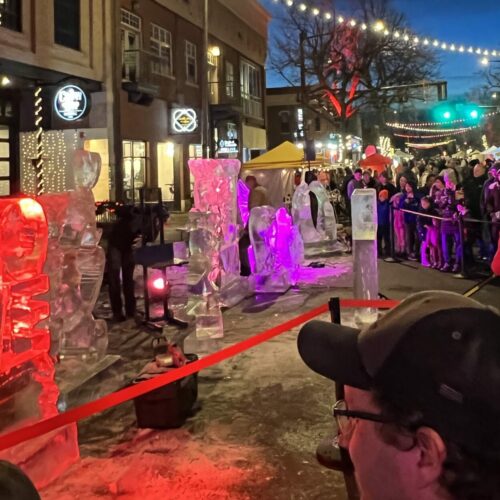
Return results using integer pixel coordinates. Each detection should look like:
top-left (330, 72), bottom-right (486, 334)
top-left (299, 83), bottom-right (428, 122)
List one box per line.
top-left (237, 179), bottom-right (250, 227)
top-left (0, 197), bottom-right (79, 487)
top-left (188, 159), bottom-right (248, 340)
top-left (249, 206), bottom-right (303, 292)
top-left (351, 188), bottom-right (379, 324)
top-left (292, 180), bottom-right (337, 255)
top-left (38, 148), bottom-right (108, 358)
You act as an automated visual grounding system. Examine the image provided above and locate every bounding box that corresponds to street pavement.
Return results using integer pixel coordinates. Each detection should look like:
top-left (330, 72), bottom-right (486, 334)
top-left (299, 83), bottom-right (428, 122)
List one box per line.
top-left (42, 255), bottom-right (500, 499)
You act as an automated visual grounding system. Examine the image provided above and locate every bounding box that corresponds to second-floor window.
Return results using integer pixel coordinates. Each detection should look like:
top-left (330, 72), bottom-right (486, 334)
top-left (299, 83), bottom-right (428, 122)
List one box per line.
top-left (185, 41), bottom-right (197, 84)
top-left (225, 61), bottom-right (234, 97)
top-left (240, 60), bottom-right (261, 100)
top-left (151, 24), bottom-right (173, 77)
top-left (0, 0), bottom-right (22, 32)
top-left (121, 9), bottom-right (141, 81)
top-left (54, 0), bottom-right (80, 50)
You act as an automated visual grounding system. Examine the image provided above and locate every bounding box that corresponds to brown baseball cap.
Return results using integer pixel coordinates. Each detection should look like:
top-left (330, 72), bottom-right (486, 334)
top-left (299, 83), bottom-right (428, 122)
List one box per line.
top-left (298, 291), bottom-right (500, 457)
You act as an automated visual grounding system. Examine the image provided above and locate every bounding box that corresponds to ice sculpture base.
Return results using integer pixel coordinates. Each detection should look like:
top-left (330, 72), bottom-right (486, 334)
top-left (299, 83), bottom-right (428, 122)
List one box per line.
top-left (219, 276), bottom-right (251, 308)
top-left (353, 240), bottom-right (379, 325)
top-left (0, 424), bottom-right (79, 489)
top-left (254, 274), bottom-right (291, 294)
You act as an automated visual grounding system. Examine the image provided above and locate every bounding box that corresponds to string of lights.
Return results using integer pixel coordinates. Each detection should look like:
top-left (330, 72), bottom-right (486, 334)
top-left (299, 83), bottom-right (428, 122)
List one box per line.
top-left (394, 128), bottom-right (470, 139)
top-left (274, 0), bottom-right (499, 60)
top-left (405, 139), bottom-right (456, 149)
top-left (386, 110), bottom-right (500, 130)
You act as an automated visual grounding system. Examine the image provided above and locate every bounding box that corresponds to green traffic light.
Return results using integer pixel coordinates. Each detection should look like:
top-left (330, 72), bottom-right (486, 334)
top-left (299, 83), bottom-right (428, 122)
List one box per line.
top-left (443, 111), bottom-right (451, 120)
top-left (470, 110), bottom-right (479, 119)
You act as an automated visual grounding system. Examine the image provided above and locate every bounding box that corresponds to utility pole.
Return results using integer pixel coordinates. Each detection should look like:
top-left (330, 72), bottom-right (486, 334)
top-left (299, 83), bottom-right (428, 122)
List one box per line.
top-left (201, 0), bottom-right (209, 158)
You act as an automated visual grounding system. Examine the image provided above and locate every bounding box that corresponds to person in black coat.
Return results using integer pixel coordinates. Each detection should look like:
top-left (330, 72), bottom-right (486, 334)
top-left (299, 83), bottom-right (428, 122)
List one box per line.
top-left (107, 205), bottom-right (142, 322)
top-left (399, 182), bottom-right (420, 260)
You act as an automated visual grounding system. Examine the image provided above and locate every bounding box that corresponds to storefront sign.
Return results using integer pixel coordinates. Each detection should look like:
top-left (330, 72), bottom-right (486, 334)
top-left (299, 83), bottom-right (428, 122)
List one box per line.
top-left (54, 85), bottom-right (88, 121)
top-left (172, 108), bottom-right (198, 133)
top-left (218, 139), bottom-right (239, 154)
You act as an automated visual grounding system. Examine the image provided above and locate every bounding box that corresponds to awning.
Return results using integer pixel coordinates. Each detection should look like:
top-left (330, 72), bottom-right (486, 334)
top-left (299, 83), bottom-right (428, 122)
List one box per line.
top-left (359, 153), bottom-right (391, 174)
top-left (242, 124), bottom-right (267, 150)
top-left (243, 141), bottom-right (323, 170)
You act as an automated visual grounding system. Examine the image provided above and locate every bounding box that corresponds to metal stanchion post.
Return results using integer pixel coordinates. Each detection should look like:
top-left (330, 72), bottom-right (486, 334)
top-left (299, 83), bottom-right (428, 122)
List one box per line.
top-left (457, 215), bottom-right (467, 279)
top-left (384, 205), bottom-right (398, 263)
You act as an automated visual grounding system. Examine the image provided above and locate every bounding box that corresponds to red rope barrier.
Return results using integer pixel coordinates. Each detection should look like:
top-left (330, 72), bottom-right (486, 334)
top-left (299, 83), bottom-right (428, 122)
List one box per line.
top-left (0, 298), bottom-right (399, 451)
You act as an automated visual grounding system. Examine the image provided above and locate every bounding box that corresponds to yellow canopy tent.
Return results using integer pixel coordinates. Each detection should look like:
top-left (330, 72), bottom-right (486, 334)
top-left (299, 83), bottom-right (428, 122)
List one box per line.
top-left (243, 141), bottom-right (324, 170)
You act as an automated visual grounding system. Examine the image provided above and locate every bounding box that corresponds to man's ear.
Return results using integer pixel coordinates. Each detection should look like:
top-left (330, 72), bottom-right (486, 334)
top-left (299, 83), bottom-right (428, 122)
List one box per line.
top-left (414, 427), bottom-right (447, 487)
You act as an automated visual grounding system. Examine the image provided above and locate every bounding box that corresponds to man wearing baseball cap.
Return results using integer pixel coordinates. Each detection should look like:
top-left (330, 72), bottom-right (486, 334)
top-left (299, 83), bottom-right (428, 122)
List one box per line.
top-left (298, 291), bottom-right (500, 500)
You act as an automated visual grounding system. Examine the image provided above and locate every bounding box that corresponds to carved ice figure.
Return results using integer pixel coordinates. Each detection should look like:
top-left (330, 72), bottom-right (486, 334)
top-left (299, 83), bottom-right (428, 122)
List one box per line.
top-left (38, 148), bottom-right (107, 358)
top-left (0, 197), bottom-right (79, 488)
top-left (249, 206), bottom-right (303, 292)
top-left (188, 159), bottom-right (248, 340)
top-left (292, 180), bottom-right (337, 255)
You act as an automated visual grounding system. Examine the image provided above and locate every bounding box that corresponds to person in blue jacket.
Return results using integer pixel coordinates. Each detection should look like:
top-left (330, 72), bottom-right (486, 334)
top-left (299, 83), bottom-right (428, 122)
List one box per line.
top-left (399, 182), bottom-right (420, 260)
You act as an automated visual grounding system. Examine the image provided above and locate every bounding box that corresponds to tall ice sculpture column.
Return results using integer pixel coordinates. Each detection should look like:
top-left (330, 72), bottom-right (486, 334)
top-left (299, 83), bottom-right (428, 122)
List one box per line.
top-left (351, 188), bottom-right (379, 324)
top-left (187, 159), bottom-right (247, 343)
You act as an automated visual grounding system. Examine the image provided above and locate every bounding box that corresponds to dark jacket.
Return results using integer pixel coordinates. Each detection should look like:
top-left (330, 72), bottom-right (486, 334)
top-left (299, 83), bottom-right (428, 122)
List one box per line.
top-left (377, 182), bottom-right (397, 199)
top-left (417, 206), bottom-right (438, 237)
top-left (463, 174), bottom-right (488, 220)
top-left (399, 192), bottom-right (420, 224)
top-left (377, 200), bottom-right (390, 226)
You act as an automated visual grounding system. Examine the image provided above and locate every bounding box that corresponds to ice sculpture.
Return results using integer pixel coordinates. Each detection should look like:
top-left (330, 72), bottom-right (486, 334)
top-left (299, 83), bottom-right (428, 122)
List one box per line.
top-left (187, 159), bottom-right (248, 340)
top-left (38, 148), bottom-right (108, 358)
top-left (237, 178), bottom-right (250, 228)
top-left (292, 180), bottom-right (337, 255)
top-left (351, 188), bottom-right (379, 324)
top-left (0, 197), bottom-right (79, 488)
top-left (249, 206), bottom-right (303, 292)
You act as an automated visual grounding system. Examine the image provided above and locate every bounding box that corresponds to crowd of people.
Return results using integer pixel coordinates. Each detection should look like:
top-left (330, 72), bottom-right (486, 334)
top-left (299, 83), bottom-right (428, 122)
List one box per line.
top-left (335, 157), bottom-right (500, 273)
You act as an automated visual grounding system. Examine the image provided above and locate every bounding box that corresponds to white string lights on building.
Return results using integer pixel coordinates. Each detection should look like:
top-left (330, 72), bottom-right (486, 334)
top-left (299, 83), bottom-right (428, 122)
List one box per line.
top-left (21, 130), bottom-right (75, 194)
top-left (273, 0), bottom-right (499, 60)
top-left (34, 86), bottom-right (45, 195)
top-left (393, 128), bottom-right (474, 139)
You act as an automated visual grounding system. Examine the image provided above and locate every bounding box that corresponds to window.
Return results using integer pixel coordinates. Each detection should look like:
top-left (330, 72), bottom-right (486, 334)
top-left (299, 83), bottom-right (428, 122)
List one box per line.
top-left (0, 125), bottom-right (10, 196)
top-left (0, 0), bottom-right (21, 32)
top-left (185, 41), bottom-right (197, 84)
top-left (122, 140), bottom-right (147, 203)
top-left (240, 60), bottom-right (262, 118)
top-left (225, 61), bottom-right (234, 97)
top-left (150, 24), bottom-right (173, 77)
top-left (315, 117), bottom-right (321, 132)
top-left (121, 8), bottom-right (141, 31)
top-left (279, 111), bottom-right (291, 133)
top-left (54, 0), bottom-right (80, 50)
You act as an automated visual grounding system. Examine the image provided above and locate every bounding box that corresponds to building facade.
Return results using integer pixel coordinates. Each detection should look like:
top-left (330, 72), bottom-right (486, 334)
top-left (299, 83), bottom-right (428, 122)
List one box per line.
top-left (0, 0), bottom-right (111, 198)
top-left (117, 0), bottom-right (269, 210)
top-left (266, 87), bottom-right (362, 164)
top-left (0, 0), bottom-right (269, 211)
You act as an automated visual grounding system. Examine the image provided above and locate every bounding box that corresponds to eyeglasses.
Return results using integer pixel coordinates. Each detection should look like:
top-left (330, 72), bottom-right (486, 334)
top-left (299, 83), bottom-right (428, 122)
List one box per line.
top-left (333, 399), bottom-right (393, 436)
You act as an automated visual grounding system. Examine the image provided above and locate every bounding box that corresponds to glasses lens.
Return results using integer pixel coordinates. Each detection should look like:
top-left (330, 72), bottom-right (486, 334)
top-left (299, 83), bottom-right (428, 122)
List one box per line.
top-left (333, 400), bottom-right (350, 434)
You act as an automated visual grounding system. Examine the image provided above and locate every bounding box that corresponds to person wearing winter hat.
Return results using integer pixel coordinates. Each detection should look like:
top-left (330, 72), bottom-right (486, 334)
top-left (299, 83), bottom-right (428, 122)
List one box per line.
top-left (298, 291), bottom-right (500, 500)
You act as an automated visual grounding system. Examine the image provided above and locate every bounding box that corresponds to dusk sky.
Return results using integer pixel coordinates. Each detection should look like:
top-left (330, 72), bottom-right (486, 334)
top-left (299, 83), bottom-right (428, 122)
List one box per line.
top-left (260, 0), bottom-right (500, 98)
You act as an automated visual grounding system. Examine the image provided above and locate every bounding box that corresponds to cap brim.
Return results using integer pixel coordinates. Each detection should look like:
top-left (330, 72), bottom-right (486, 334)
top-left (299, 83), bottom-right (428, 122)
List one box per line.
top-left (298, 320), bottom-right (372, 389)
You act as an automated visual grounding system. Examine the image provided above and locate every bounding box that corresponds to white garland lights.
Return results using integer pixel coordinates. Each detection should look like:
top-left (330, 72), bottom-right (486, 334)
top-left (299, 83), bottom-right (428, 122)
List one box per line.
top-left (273, 0), bottom-right (499, 63)
top-left (406, 139), bottom-right (456, 149)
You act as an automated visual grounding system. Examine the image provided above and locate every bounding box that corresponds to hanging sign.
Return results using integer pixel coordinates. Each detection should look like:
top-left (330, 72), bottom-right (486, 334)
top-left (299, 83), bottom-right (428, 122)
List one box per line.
top-left (172, 108), bottom-right (198, 133)
top-left (54, 85), bottom-right (88, 121)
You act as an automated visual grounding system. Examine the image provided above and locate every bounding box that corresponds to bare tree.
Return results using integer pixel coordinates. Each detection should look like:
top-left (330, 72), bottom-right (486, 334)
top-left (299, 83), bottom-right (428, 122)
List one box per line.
top-left (269, 0), bottom-right (439, 132)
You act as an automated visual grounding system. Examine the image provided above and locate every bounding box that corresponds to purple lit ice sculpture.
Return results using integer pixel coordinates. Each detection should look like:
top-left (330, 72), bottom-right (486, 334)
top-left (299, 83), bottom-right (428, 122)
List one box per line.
top-left (292, 180), bottom-right (337, 256)
top-left (249, 206), bottom-right (303, 293)
top-left (188, 159), bottom-right (248, 340)
top-left (237, 179), bottom-right (250, 228)
top-left (38, 148), bottom-right (108, 359)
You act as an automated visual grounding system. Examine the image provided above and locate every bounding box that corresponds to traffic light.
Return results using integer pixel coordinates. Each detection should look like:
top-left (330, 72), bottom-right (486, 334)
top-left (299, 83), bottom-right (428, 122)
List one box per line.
top-left (462, 104), bottom-right (483, 123)
top-left (432, 104), bottom-right (455, 123)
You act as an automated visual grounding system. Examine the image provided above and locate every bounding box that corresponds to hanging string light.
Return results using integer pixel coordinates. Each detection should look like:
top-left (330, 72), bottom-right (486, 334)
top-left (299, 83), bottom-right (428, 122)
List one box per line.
top-left (276, 0), bottom-right (498, 57)
top-left (33, 86), bottom-right (45, 195)
top-left (386, 110), bottom-right (500, 130)
top-left (394, 129), bottom-right (471, 139)
top-left (406, 139), bottom-right (456, 149)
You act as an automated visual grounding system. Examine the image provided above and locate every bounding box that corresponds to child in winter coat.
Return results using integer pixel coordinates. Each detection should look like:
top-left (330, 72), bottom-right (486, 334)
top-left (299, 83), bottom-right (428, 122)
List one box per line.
top-left (391, 192), bottom-right (405, 255)
top-left (399, 183), bottom-right (420, 260)
top-left (377, 189), bottom-right (391, 257)
top-left (418, 196), bottom-right (439, 267)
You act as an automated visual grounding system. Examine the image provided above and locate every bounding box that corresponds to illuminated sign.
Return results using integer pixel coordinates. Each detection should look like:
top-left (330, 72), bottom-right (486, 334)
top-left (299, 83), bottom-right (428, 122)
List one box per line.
top-left (54, 85), bottom-right (88, 121)
top-left (218, 139), bottom-right (239, 154)
top-left (172, 108), bottom-right (198, 133)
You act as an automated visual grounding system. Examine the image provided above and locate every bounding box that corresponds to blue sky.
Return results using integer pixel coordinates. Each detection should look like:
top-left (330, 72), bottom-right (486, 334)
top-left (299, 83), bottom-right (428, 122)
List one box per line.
top-left (261, 0), bottom-right (500, 97)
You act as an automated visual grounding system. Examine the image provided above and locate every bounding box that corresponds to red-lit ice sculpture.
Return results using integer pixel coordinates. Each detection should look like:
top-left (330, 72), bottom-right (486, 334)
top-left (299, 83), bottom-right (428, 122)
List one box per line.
top-left (0, 196), bottom-right (79, 488)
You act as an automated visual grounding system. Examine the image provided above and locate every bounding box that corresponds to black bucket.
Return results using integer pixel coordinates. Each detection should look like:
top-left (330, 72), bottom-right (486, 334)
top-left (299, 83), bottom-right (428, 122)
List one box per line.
top-left (133, 353), bottom-right (198, 429)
